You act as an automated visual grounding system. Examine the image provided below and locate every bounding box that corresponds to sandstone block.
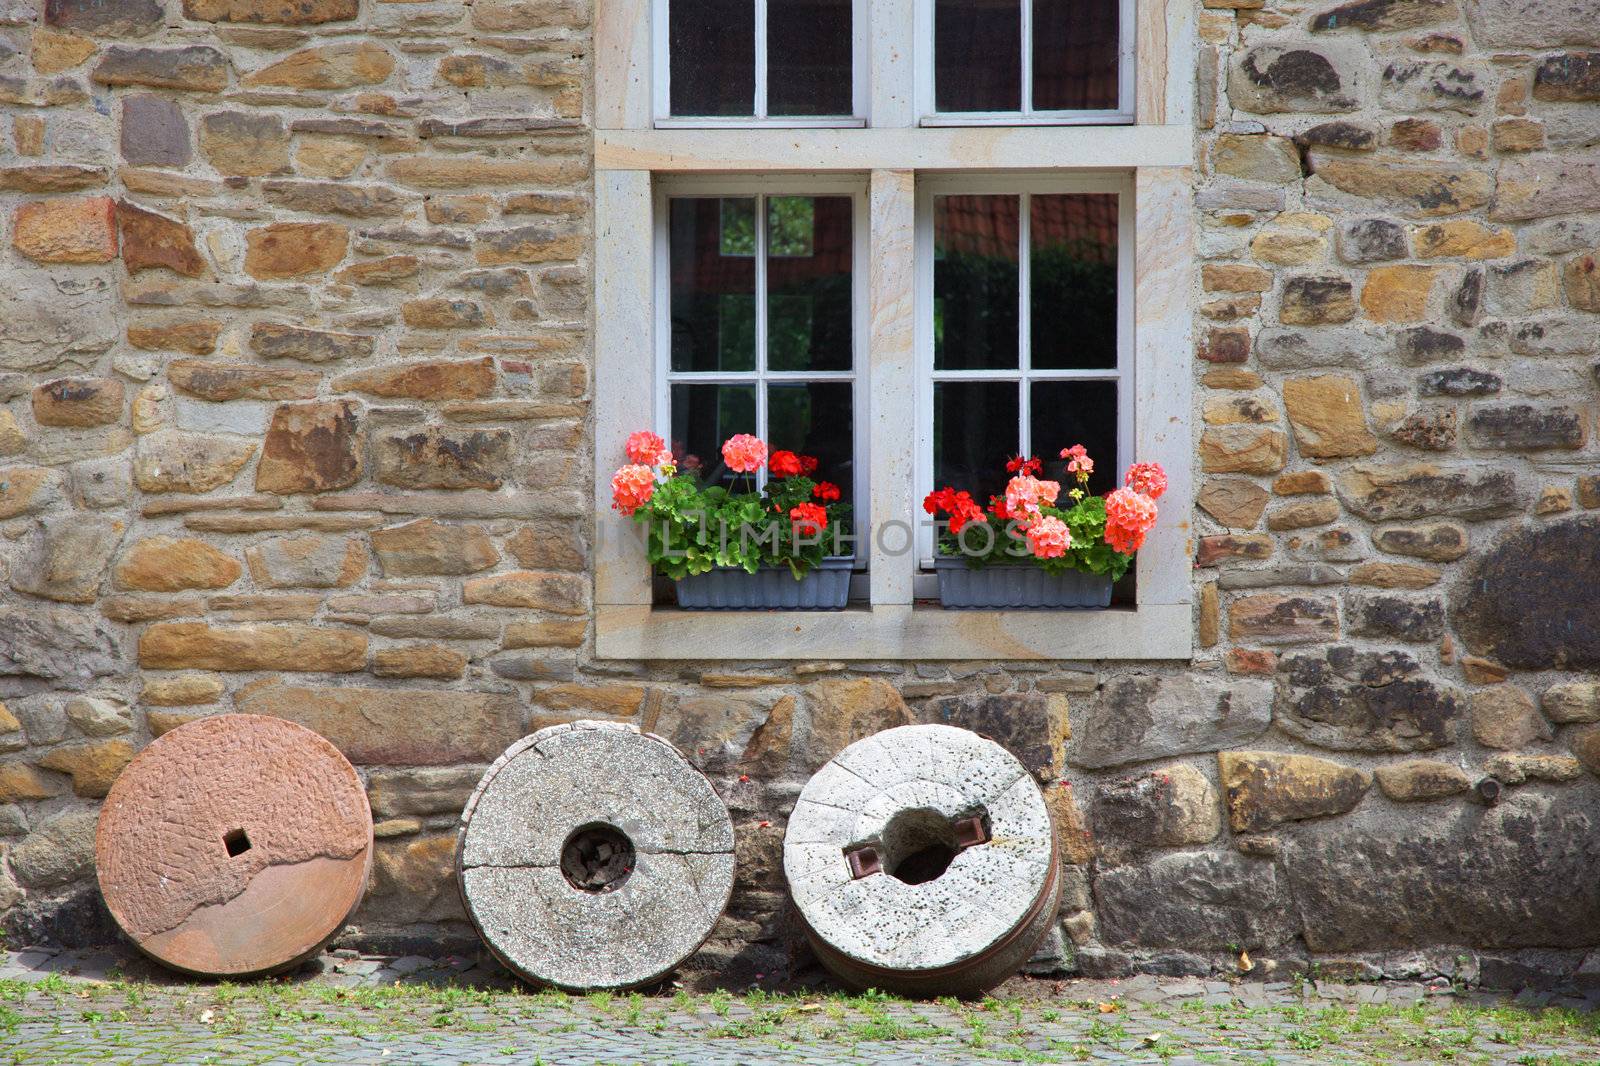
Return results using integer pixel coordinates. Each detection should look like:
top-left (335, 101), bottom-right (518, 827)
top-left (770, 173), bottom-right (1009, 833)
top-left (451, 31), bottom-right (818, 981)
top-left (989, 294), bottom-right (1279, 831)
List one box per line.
top-left (117, 201), bottom-right (205, 277)
top-left (1198, 325), bottom-right (1250, 363)
top-left (139, 622), bottom-right (367, 672)
top-left (371, 645), bottom-right (467, 680)
top-left (1463, 0), bottom-right (1600, 48)
top-left (1267, 497), bottom-right (1340, 530)
top-left (1534, 52), bottom-right (1600, 101)
top-left (1361, 264), bottom-right (1439, 322)
top-left (1281, 276), bottom-right (1356, 324)
top-left (134, 431), bottom-right (256, 494)
top-left (503, 619), bottom-right (586, 649)
top-left (921, 692), bottom-right (1070, 782)
top-left (128, 320), bottom-right (221, 355)
top-left (1374, 759), bottom-right (1470, 801)
top-left (93, 45), bottom-right (229, 92)
top-left (0, 762), bottom-right (65, 803)
top-left (1493, 160), bottom-right (1600, 222)
top-left (1197, 533), bottom-right (1273, 566)
top-left (1229, 41), bottom-right (1367, 113)
top-left (250, 322), bottom-right (374, 364)
top-left (32, 29), bottom-right (96, 74)
top-left (1283, 374), bottom-right (1377, 457)
top-left (1470, 685), bottom-right (1552, 750)
top-left (1230, 594), bottom-right (1338, 643)
top-left (245, 43), bottom-right (394, 90)
top-left (9, 810), bottom-right (96, 887)
top-left (11, 515), bottom-right (124, 604)
top-left (373, 427), bottom-right (511, 490)
top-left (1219, 751), bottom-right (1370, 833)
top-left (37, 739), bottom-right (135, 797)
top-left (1372, 522), bottom-right (1468, 561)
top-left (236, 680), bottom-right (519, 763)
top-left (1380, 59), bottom-right (1486, 114)
top-left (262, 180), bottom-right (407, 219)
top-left (168, 360), bottom-right (319, 402)
top-left (121, 95), bottom-right (191, 167)
top-left (367, 766), bottom-right (482, 817)
top-left (475, 224), bottom-right (584, 266)
top-left (11, 196), bottom-right (117, 263)
top-left (1544, 682), bottom-right (1600, 724)
top-left (1337, 463), bottom-right (1523, 520)
top-left (401, 297), bottom-right (489, 329)
top-left (199, 111), bottom-right (289, 177)
top-left (462, 570), bottom-right (585, 613)
top-left (1309, 156), bottom-right (1492, 217)
top-left (1485, 753), bottom-right (1582, 785)
top-left (32, 377), bottom-right (123, 427)
top-left (1349, 561), bottom-right (1440, 588)
top-left (246, 535), bottom-right (366, 589)
top-left (1196, 478), bottom-right (1270, 528)
top-left (333, 358), bottom-right (495, 401)
top-left (142, 674), bottom-right (226, 707)
top-left (1199, 426), bottom-right (1288, 474)
top-left (183, 0), bottom-right (358, 23)
top-left (117, 536), bottom-right (241, 591)
top-left (371, 519), bottom-right (499, 576)
top-left (1418, 366), bottom-right (1500, 396)
top-left (1566, 252), bottom-right (1600, 311)
top-left (256, 400), bottom-right (363, 494)
top-left (244, 222), bottom-right (348, 279)
top-left (47, 0), bottom-right (164, 34)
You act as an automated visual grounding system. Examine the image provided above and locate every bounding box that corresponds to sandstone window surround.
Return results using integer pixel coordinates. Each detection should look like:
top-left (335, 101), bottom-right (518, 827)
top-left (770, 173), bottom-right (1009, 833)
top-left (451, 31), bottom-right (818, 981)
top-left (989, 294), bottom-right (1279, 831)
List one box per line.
top-left (594, 0), bottom-right (1196, 661)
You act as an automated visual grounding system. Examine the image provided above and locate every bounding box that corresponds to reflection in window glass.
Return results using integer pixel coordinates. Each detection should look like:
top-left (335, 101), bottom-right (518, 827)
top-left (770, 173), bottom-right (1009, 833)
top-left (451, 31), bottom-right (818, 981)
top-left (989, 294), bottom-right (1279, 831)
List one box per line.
top-left (669, 0), bottom-right (755, 116)
top-left (933, 380), bottom-right (1019, 505)
top-left (934, 0), bottom-right (1021, 112)
top-left (1030, 194), bottom-right (1118, 370)
top-left (768, 0), bottom-right (853, 116)
top-left (1031, 380), bottom-right (1118, 496)
top-left (934, 194), bottom-right (1019, 371)
top-left (767, 196), bottom-right (852, 372)
top-left (671, 384), bottom-right (757, 486)
top-left (670, 198), bottom-right (756, 373)
top-left (770, 382), bottom-right (854, 502)
top-left (1033, 0), bottom-right (1119, 111)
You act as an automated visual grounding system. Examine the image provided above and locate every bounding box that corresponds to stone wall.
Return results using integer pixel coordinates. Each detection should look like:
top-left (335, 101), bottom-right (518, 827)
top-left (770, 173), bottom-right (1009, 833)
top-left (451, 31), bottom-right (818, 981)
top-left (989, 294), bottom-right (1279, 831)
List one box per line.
top-left (2, 0), bottom-right (1600, 989)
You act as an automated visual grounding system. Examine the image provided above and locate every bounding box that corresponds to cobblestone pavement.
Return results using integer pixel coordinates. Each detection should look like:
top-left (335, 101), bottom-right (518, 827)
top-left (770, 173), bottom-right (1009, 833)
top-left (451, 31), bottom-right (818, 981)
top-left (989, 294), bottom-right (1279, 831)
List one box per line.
top-left (5, 946), bottom-right (1600, 1064)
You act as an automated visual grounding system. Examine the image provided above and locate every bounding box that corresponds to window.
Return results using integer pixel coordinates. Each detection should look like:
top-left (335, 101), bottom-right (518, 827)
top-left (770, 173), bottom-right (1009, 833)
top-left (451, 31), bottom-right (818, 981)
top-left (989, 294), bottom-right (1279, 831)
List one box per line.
top-left (656, 0), bottom-right (865, 125)
top-left (655, 179), bottom-right (867, 510)
top-left (916, 175), bottom-right (1132, 565)
top-left (593, 0), bottom-right (1195, 658)
top-left (921, 0), bottom-right (1133, 123)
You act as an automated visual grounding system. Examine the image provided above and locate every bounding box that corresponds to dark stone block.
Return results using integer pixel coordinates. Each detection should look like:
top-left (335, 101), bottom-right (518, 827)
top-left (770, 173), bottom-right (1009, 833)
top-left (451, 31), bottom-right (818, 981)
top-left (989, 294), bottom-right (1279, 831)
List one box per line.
top-left (1296, 120), bottom-right (1377, 151)
top-left (1095, 851), bottom-right (1299, 950)
top-left (1347, 593), bottom-right (1445, 641)
top-left (46, 0), bottom-right (163, 35)
top-left (923, 692), bottom-right (1067, 782)
top-left (120, 95), bottom-right (190, 168)
top-left (1451, 267), bottom-right (1484, 326)
top-left (1395, 325), bottom-right (1466, 364)
top-left (1275, 646), bottom-right (1462, 751)
top-left (1455, 516), bottom-right (1600, 669)
top-left (1534, 52), bottom-right (1600, 102)
top-left (1418, 366), bottom-right (1501, 397)
top-left (1466, 403), bottom-right (1586, 450)
top-left (1312, 0), bottom-right (1455, 32)
top-left (1338, 218), bottom-right (1408, 263)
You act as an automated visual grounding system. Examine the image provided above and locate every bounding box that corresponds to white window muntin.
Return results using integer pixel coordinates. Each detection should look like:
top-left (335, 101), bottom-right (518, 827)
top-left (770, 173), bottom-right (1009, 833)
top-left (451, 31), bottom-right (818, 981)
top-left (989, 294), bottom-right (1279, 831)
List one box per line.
top-left (914, 0), bottom-right (1136, 126)
top-left (912, 171), bottom-right (1135, 572)
top-left (651, 0), bottom-right (869, 128)
top-left (653, 174), bottom-right (871, 565)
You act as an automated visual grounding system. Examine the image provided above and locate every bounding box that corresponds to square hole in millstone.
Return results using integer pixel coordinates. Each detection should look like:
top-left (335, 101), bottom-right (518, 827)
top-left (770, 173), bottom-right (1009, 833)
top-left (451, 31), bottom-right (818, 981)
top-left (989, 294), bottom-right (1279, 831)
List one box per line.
top-left (223, 828), bottom-right (252, 857)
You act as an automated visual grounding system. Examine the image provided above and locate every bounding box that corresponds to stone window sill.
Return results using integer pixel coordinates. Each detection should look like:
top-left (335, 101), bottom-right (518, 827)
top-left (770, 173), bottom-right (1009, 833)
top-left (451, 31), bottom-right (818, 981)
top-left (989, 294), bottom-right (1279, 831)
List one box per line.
top-left (593, 602), bottom-right (1191, 661)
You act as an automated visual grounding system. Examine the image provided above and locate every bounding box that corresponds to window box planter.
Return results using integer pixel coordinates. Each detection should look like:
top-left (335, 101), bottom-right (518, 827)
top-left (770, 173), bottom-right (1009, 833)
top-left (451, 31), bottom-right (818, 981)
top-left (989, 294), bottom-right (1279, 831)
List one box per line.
top-left (675, 557), bottom-right (852, 611)
top-left (933, 556), bottom-right (1112, 610)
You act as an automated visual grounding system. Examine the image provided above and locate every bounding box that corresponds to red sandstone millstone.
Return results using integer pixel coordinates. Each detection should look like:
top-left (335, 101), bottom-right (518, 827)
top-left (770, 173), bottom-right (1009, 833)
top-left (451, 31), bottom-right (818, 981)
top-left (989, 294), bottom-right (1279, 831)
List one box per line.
top-left (96, 714), bottom-right (373, 978)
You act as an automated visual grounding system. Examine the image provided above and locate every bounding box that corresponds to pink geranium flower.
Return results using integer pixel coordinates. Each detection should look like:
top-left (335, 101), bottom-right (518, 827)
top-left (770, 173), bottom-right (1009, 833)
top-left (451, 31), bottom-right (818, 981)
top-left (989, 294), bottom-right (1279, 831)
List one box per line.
top-left (1124, 461), bottom-right (1168, 500)
top-left (1025, 515), bottom-right (1072, 559)
top-left (721, 434), bottom-right (768, 474)
top-left (625, 430), bottom-right (672, 467)
top-left (1104, 487), bottom-right (1158, 554)
top-left (611, 464), bottom-right (656, 516)
top-left (1060, 444), bottom-right (1093, 477)
top-left (1003, 474), bottom-right (1061, 529)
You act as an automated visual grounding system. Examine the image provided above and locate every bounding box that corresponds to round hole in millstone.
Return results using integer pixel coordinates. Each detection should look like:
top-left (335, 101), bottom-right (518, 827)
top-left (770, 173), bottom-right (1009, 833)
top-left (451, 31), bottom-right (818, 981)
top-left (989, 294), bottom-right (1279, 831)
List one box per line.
top-left (783, 723), bottom-right (1061, 999)
top-left (560, 823), bottom-right (636, 893)
top-left (456, 721), bottom-right (736, 991)
top-left (96, 714), bottom-right (373, 980)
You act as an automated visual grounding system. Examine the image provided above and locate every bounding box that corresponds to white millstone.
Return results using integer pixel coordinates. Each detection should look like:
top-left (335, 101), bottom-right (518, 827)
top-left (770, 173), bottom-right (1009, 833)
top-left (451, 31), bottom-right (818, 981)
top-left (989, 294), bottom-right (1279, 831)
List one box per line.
top-left (783, 724), bottom-right (1059, 995)
top-left (456, 720), bottom-right (735, 991)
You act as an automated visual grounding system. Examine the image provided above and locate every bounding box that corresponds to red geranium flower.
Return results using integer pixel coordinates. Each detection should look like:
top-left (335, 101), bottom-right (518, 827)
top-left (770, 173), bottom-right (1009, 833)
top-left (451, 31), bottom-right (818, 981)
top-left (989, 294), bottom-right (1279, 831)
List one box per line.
top-left (1006, 454), bottom-right (1043, 476)
top-left (790, 502), bottom-right (828, 537)
top-left (768, 450), bottom-right (803, 478)
top-left (813, 481), bottom-right (842, 502)
top-left (799, 454), bottom-right (819, 475)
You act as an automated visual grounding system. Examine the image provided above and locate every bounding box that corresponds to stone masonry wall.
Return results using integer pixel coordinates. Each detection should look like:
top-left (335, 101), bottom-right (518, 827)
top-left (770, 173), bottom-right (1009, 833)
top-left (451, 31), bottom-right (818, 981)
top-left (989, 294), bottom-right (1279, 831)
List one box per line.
top-left (2, 0), bottom-right (1600, 990)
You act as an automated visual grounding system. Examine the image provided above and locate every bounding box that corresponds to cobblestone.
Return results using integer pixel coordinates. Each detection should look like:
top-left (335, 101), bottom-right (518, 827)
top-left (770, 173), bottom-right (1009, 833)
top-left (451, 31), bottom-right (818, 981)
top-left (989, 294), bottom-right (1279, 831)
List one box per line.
top-left (3, 946), bottom-right (1600, 1064)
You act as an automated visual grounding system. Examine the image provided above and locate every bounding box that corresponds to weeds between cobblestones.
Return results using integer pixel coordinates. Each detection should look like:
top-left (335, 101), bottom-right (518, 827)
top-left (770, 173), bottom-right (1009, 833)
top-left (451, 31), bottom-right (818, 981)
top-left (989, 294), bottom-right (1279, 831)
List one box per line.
top-left (3, 949), bottom-right (1600, 1064)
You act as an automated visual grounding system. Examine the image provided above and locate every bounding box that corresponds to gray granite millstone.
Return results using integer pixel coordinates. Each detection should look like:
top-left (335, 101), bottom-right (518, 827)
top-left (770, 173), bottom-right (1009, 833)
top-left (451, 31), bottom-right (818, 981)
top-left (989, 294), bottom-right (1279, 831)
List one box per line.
top-left (456, 721), bottom-right (735, 991)
top-left (783, 724), bottom-right (1058, 995)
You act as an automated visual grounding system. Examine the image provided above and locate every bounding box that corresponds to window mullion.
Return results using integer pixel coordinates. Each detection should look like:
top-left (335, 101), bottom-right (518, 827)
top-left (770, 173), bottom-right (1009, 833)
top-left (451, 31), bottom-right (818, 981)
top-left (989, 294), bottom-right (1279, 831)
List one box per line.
top-left (754, 0), bottom-right (769, 120)
top-left (1019, 0), bottom-right (1033, 118)
top-left (1018, 191), bottom-right (1031, 459)
top-left (755, 193), bottom-right (769, 491)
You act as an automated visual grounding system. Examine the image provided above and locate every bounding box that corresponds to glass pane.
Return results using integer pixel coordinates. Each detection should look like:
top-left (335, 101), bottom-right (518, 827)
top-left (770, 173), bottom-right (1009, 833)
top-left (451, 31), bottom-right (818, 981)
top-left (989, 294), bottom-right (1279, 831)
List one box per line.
top-left (1033, 0), bottom-right (1120, 111)
top-left (1030, 194), bottom-right (1119, 370)
top-left (935, 0), bottom-right (1021, 112)
top-left (934, 195), bottom-right (1019, 371)
top-left (769, 382), bottom-right (853, 502)
top-left (671, 384), bottom-right (757, 486)
top-left (933, 380), bottom-right (1019, 505)
top-left (670, 198), bottom-right (757, 373)
top-left (769, 0), bottom-right (853, 115)
top-left (670, 0), bottom-right (755, 116)
top-left (1031, 380), bottom-right (1117, 496)
top-left (767, 196), bottom-right (852, 372)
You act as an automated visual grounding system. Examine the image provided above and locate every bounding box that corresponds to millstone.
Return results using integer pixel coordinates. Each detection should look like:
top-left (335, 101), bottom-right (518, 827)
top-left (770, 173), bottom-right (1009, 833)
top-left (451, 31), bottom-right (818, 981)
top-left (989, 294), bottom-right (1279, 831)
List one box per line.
top-left (456, 721), bottom-right (735, 991)
top-left (783, 723), bottom-right (1060, 997)
top-left (96, 714), bottom-right (373, 978)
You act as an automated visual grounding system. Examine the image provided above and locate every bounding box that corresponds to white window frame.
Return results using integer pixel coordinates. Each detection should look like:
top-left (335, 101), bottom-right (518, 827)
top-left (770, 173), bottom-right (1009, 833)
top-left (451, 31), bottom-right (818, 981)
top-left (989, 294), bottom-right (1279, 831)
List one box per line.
top-left (652, 175), bottom-right (872, 576)
top-left (651, 0), bottom-right (869, 128)
top-left (916, 0), bottom-right (1137, 126)
top-left (912, 172), bottom-right (1134, 580)
top-left (593, 0), bottom-right (1198, 660)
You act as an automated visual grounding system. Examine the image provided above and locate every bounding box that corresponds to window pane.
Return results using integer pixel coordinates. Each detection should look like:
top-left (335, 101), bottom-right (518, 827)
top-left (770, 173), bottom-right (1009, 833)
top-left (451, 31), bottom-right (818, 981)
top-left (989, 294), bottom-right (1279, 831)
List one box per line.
top-left (934, 195), bottom-right (1019, 371)
top-left (767, 196), bottom-right (852, 372)
top-left (670, 0), bottom-right (755, 116)
top-left (671, 384), bottom-right (757, 486)
top-left (933, 380), bottom-right (1019, 505)
top-left (1033, 0), bottom-right (1120, 111)
top-left (1030, 194), bottom-right (1119, 370)
top-left (769, 0), bottom-right (853, 115)
top-left (769, 382), bottom-right (854, 502)
top-left (670, 198), bottom-right (757, 373)
top-left (1031, 380), bottom-right (1117, 496)
top-left (935, 0), bottom-right (1021, 112)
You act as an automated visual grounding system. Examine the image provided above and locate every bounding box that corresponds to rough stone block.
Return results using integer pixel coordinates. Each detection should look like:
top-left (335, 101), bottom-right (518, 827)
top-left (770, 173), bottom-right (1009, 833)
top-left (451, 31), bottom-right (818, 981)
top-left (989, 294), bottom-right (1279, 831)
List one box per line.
top-left (1067, 675), bottom-right (1271, 770)
top-left (11, 196), bottom-right (117, 263)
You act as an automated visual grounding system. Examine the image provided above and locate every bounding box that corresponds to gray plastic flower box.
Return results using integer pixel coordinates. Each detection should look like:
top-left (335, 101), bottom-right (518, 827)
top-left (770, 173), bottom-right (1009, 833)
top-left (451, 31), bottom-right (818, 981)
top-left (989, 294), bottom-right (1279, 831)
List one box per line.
top-left (674, 556), bottom-right (852, 611)
top-left (933, 556), bottom-right (1112, 609)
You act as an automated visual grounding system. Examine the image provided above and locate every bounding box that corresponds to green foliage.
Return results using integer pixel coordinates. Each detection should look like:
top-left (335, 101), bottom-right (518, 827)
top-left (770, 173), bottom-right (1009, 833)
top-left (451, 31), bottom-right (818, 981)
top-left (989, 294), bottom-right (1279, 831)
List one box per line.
top-left (630, 471), bottom-right (852, 580)
top-left (934, 494), bottom-right (1135, 581)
